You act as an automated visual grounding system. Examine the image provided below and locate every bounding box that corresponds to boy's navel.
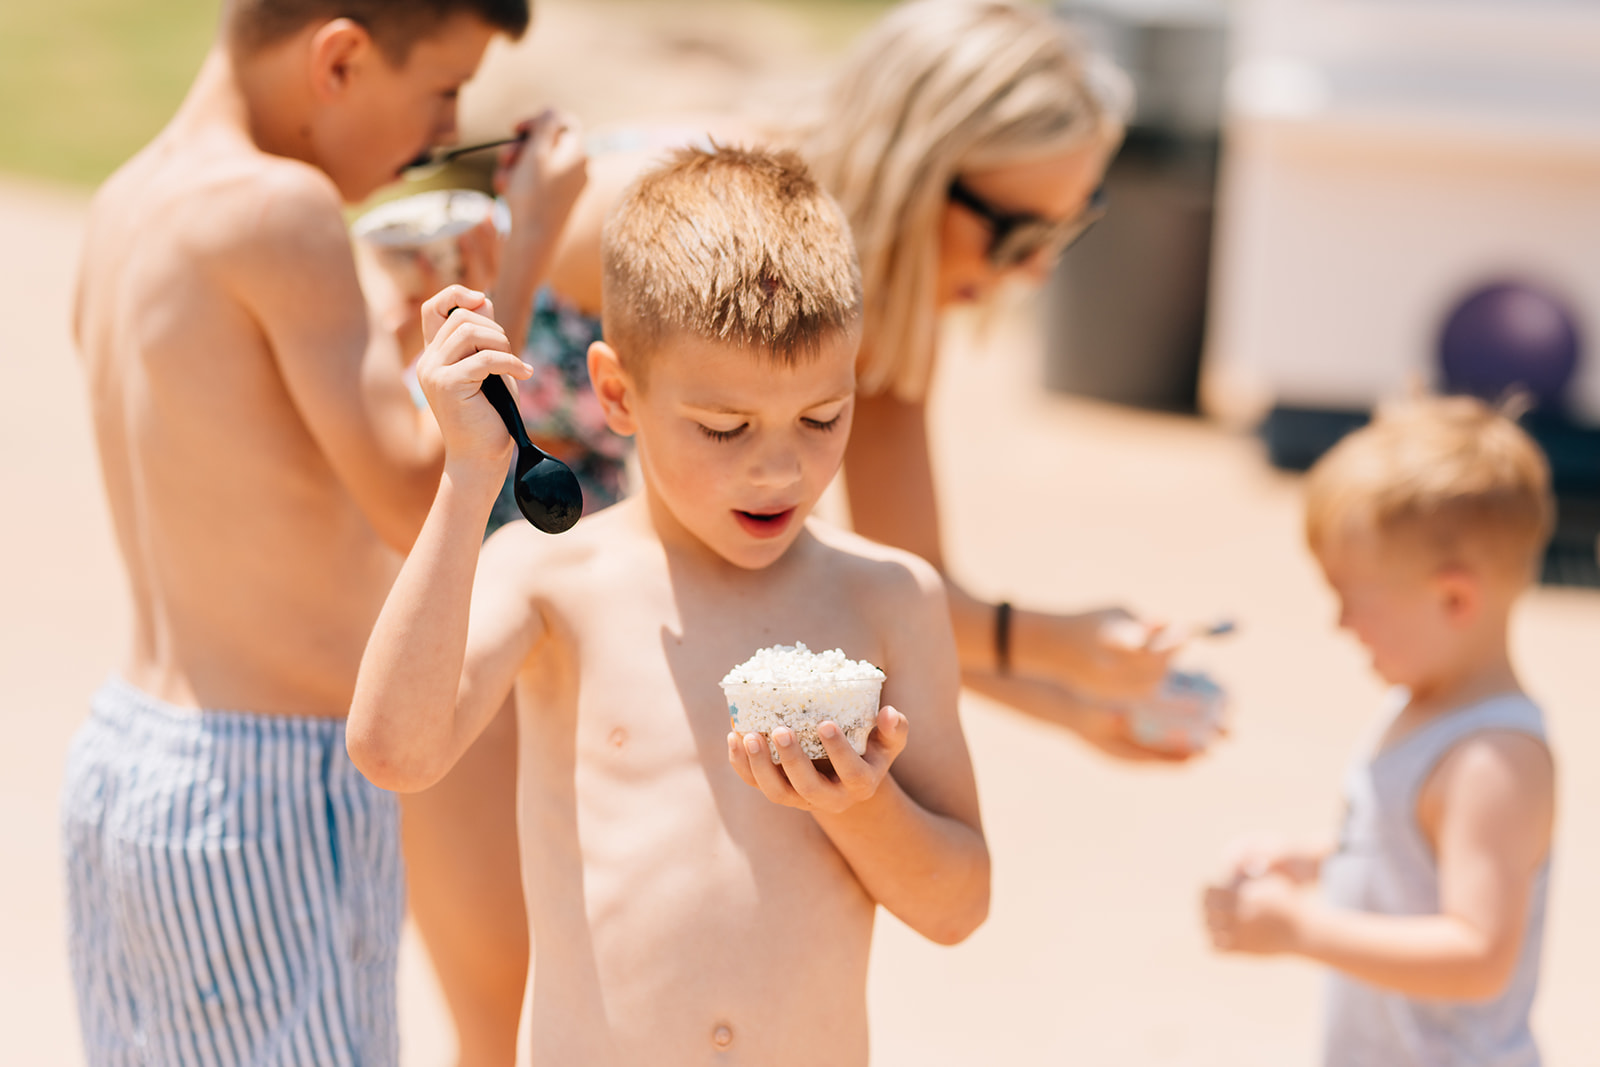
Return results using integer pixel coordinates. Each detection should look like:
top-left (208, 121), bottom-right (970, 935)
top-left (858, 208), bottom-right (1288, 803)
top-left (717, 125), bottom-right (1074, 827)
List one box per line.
top-left (712, 1022), bottom-right (734, 1050)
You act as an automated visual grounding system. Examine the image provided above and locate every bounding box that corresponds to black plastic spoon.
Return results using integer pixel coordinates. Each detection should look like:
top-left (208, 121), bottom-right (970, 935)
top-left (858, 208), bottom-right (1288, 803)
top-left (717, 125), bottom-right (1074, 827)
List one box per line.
top-left (404, 136), bottom-right (523, 179)
top-left (478, 373), bottom-right (583, 534)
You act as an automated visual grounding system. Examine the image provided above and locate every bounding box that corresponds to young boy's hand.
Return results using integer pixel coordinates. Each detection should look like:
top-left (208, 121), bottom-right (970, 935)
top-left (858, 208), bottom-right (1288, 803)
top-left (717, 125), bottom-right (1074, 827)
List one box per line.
top-left (726, 706), bottom-right (910, 815)
top-left (495, 109), bottom-right (588, 236)
top-left (1218, 832), bottom-right (1325, 886)
top-left (1202, 872), bottom-right (1308, 955)
top-left (415, 286), bottom-right (531, 477)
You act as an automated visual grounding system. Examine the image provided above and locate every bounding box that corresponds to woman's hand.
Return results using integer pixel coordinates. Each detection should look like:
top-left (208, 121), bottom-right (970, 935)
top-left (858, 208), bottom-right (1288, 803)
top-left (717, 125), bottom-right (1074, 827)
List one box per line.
top-left (1041, 606), bottom-right (1175, 704)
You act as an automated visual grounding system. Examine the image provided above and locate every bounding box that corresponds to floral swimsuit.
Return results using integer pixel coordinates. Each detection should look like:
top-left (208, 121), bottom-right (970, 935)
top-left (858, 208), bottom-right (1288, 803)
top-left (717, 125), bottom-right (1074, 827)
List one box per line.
top-left (486, 289), bottom-right (631, 534)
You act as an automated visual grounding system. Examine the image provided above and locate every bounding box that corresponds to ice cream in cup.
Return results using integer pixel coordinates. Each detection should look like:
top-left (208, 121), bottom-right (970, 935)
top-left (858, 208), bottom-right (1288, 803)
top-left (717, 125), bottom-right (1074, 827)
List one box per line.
top-left (351, 189), bottom-right (508, 299)
top-left (721, 643), bottom-right (886, 763)
top-left (1126, 670), bottom-right (1227, 754)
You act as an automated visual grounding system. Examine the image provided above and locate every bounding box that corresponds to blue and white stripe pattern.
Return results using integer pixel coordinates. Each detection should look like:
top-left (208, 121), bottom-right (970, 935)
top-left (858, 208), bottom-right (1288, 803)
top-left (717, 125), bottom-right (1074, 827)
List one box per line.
top-left (61, 678), bottom-right (404, 1066)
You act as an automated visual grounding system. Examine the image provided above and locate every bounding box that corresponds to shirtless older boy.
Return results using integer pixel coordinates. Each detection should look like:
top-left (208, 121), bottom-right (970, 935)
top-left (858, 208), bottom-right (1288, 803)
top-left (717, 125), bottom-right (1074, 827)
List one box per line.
top-left (61, 1), bottom-right (588, 1063)
top-left (349, 145), bottom-right (991, 1065)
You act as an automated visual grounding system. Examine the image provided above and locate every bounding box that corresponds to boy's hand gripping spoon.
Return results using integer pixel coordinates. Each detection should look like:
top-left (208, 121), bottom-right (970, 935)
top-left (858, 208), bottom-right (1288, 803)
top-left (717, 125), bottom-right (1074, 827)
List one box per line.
top-left (442, 303), bottom-right (581, 533)
top-left (477, 374), bottom-right (583, 534)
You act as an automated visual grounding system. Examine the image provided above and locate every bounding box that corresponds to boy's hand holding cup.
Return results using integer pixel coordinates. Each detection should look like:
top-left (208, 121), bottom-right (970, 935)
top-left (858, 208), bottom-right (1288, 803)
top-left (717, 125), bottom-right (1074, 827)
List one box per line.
top-left (721, 643), bottom-right (907, 815)
top-left (728, 707), bottom-right (910, 815)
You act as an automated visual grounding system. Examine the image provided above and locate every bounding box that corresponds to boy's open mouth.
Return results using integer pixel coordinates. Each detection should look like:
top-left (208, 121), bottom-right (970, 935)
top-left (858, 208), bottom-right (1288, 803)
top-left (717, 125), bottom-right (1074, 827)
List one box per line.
top-left (734, 507), bottom-right (797, 539)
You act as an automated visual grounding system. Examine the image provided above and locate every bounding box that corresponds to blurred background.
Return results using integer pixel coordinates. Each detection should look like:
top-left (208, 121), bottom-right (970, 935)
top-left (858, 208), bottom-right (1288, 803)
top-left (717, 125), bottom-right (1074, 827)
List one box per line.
top-left (3, 1), bottom-right (1599, 1064)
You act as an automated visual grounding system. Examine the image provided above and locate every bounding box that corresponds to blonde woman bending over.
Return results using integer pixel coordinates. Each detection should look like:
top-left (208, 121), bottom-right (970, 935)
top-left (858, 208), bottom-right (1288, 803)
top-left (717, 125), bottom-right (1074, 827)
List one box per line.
top-left (538, 0), bottom-right (1182, 748)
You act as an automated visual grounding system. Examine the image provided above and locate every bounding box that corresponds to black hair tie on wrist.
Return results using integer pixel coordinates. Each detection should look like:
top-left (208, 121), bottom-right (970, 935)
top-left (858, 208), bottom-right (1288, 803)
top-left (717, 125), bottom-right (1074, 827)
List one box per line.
top-left (994, 600), bottom-right (1012, 676)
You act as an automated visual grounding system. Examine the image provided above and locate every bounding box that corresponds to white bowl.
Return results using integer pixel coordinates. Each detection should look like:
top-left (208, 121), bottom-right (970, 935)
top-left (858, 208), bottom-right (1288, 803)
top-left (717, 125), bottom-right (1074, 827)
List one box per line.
top-left (352, 189), bottom-right (506, 297)
top-left (722, 677), bottom-right (884, 763)
top-left (1127, 670), bottom-right (1226, 754)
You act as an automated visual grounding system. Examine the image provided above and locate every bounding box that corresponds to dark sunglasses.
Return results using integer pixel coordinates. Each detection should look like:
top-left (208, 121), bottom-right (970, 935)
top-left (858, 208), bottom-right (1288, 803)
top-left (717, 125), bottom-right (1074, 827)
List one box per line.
top-left (947, 177), bottom-right (1107, 268)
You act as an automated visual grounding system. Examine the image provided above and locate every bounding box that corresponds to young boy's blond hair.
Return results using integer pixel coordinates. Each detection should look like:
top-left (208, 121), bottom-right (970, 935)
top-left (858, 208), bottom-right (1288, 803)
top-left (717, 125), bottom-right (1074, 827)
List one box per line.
top-left (1305, 396), bottom-right (1554, 579)
top-left (600, 144), bottom-right (863, 376)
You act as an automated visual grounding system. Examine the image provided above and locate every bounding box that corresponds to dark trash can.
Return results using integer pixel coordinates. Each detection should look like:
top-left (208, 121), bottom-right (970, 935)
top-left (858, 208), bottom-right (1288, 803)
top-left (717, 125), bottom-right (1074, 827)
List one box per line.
top-left (1045, 0), bottom-right (1228, 413)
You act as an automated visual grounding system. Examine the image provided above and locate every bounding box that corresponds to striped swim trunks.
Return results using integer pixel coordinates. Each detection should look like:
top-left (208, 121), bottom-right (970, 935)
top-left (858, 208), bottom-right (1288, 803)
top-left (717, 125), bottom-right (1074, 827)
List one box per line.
top-left (61, 678), bottom-right (404, 1067)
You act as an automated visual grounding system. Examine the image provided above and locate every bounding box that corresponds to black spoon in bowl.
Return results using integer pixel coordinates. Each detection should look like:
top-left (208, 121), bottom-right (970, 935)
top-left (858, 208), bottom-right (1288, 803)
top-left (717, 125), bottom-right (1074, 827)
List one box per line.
top-left (404, 135), bottom-right (523, 180)
top-left (477, 374), bottom-right (583, 534)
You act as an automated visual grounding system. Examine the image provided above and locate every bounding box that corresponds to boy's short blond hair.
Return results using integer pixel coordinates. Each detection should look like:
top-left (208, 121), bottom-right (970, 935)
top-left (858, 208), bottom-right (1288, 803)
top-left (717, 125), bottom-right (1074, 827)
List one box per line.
top-left (600, 144), bottom-right (863, 382)
top-left (1305, 396), bottom-right (1554, 578)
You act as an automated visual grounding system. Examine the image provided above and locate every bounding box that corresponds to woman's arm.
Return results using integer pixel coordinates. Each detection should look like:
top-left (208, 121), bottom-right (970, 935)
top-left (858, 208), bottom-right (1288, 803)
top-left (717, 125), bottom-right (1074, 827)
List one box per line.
top-left (844, 389), bottom-right (1171, 703)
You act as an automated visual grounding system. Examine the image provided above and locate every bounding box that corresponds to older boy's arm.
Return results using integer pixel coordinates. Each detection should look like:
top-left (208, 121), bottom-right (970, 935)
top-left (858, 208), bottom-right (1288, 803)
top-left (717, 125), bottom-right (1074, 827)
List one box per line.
top-left (1215, 732), bottom-right (1553, 1001)
top-left (815, 566), bottom-right (989, 945)
top-left (490, 110), bottom-right (588, 354)
top-left (228, 167), bottom-right (444, 551)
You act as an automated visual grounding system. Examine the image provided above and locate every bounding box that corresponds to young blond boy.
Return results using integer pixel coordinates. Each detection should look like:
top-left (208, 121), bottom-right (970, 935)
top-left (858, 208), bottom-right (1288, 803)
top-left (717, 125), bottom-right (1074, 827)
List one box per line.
top-left (349, 145), bottom-right (991, 1065)
top-left (1203, 397), bottom-right (1557, 1065)
top-left (61, 1), bottom-right (588, 1063)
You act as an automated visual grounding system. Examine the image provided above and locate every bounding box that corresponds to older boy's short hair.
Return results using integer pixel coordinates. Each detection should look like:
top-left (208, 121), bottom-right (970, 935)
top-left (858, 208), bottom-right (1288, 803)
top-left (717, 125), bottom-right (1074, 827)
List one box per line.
top-left (1305, 395), bottom-right (1554, 578)
top-left (600, 144), bottom-right (863, 381)
top-left (228, 0), bottom-right (529, 62)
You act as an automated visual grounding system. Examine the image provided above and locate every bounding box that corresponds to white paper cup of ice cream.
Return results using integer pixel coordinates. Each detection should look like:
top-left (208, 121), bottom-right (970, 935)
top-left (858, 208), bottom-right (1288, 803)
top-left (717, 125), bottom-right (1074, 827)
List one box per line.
top-left (721, 642), bottom-right (886, 763)
top-left (352, 189), bottom-right (507, 298)
top-left (1126, 670), bottom-right (1226, 754)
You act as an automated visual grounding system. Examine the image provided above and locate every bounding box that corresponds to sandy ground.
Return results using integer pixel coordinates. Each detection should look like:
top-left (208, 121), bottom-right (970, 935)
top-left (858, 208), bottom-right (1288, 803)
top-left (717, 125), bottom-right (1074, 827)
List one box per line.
top-left (6, 173), bottom-right (1600, 1066)
top-left (6, 4), bottom-right (1600, 1062)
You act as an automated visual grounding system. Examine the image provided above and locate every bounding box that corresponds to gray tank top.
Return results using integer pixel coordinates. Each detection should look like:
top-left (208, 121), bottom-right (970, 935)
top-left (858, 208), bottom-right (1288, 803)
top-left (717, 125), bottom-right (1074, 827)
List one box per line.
top-left (1321, 692), bottom-right (1548, 1067)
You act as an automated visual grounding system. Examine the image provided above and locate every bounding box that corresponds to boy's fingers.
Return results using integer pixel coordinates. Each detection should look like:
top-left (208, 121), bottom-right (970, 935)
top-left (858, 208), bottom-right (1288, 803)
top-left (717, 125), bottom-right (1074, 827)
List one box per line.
top-left (875, 706), bottom-right (909, 758)
top-left (770, 728), bottom-right (834, 805)
top-left (453, 350), bottom-right (530, 385)
top-left (815, 722), bottom-right (876, 796)
top-left (420, 286), bottom-right (491, 342)
top-left (743, 733), bottom-right (805, 807)
top-left (726, 732), bottom-right (760, 789)
top-left (436, 322), bottom-right (513, 367)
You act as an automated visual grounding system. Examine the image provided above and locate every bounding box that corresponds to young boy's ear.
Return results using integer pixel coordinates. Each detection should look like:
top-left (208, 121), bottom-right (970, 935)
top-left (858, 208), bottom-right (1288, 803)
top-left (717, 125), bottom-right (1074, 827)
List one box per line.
top-left (307, 18), bottom-right (374, 99)
top-left (1435, 566), bottom-right (1483, 628)
top-left (588, 341), bottom-right (639, 437)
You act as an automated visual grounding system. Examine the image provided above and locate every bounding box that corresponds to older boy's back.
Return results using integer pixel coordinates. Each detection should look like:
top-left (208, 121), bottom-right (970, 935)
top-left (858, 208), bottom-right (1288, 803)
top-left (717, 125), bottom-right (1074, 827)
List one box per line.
top-left (77, 129), bottom-right (414, 714)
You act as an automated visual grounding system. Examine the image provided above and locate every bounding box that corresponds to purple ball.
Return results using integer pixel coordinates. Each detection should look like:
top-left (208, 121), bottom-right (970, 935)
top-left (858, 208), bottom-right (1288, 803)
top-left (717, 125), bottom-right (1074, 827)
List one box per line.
top-left (1439, 281), bottom-right (1582, 411)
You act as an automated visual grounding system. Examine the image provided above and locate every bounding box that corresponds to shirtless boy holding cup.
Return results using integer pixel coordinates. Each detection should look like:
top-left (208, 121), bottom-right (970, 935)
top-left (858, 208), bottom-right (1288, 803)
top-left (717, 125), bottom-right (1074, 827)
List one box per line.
top-left (349, 145), bottom-right (991, 1065)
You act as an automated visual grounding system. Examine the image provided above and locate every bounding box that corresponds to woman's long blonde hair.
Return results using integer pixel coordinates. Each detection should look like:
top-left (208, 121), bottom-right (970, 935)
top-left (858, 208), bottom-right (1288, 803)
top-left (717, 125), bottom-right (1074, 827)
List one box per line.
top-left (800, 0), bottom-right (1131, 402)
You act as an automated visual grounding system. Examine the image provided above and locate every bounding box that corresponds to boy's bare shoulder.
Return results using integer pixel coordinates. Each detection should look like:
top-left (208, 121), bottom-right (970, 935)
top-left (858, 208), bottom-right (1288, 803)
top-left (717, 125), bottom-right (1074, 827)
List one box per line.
top-left (101, 138), bottom-right (344, 249)
top-left (804, 519), bottom-right (947, 608)
top-left (481, 500), bottom-right (657, 593)
top-left (210, 154), bottom-right (352, 275)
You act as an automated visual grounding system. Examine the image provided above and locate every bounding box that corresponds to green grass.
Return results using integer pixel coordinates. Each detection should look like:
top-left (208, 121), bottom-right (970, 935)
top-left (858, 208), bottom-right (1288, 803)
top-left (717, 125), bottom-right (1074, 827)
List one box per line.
top-left (0, 0), bottom-right (218, 186)
top-left (0, 0), bottom-right (896, 188)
